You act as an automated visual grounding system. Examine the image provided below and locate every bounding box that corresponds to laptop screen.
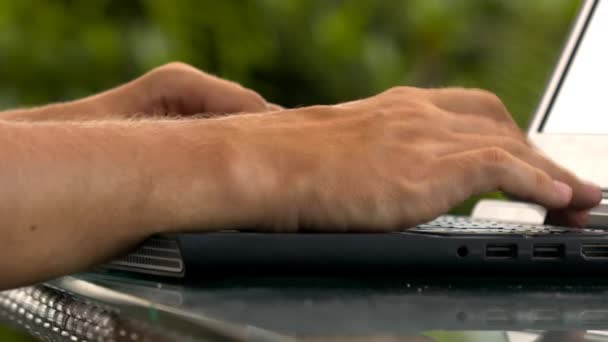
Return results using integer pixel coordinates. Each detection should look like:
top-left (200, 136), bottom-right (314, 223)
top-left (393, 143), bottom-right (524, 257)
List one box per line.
top-left (541, 0), bottom-right (607, 135)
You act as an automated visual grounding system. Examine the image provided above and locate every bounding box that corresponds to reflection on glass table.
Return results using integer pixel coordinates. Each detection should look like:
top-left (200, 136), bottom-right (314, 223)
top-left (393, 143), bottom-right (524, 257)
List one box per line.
top-left (36, 272), bottom-right (608, 341)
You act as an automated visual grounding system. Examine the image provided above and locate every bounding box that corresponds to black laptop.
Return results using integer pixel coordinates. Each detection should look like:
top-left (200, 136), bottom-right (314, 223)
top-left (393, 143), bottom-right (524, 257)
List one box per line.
top-left (102, 0), bottom-right (608, 278)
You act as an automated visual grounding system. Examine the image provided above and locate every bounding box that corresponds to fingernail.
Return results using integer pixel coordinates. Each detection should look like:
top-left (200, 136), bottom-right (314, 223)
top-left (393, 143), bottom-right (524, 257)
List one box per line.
top-left (553, 180), bottom-right (573, 204)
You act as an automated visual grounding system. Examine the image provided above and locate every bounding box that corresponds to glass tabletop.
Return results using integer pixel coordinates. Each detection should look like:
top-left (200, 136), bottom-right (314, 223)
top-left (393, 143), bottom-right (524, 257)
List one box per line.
top-left (48, 272), bottom-right (608, 341)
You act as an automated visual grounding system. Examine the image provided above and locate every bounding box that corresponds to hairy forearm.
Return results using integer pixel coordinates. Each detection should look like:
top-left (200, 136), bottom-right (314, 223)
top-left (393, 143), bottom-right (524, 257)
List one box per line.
top-left (0, 62), bottom-right (275, 122)
top-left (0, 118), bottom-right (244, 289)
top-left (0, 99), bottom-right (114, 121)
top-left (0, 81), bottom-right (141, 122)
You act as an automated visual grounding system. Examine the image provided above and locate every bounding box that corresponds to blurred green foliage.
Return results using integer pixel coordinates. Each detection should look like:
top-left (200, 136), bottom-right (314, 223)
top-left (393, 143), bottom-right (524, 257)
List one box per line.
top-left (0, 0), bottom-right (579, 122)
top-left (0, 0), bottom-right (580, 340)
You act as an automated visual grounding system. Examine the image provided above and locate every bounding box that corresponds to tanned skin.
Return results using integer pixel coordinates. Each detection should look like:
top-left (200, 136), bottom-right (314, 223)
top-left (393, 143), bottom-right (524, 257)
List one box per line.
top-left (0, 62), bottom-right (602, 290)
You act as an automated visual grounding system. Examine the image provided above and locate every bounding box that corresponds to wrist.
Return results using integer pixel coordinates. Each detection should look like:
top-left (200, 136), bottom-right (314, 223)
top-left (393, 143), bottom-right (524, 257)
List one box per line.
top-left (217, 106), bottom-right (337, 231)
top-left (145, 118), bottom-right (268, 233)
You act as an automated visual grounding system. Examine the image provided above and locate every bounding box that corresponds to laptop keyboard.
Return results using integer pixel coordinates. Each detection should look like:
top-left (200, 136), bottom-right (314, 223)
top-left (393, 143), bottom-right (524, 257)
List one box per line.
top-left (412, 215), bottom-right (608, 235)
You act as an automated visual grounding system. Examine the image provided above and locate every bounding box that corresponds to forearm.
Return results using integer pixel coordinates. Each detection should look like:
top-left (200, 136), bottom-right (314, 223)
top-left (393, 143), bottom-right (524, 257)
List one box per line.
top-left (0, 118), bottom-right (243, 289)
top-left (1, 99), bottom-right (112, 121)
top-left (0, 81), bottom-right (142, 122)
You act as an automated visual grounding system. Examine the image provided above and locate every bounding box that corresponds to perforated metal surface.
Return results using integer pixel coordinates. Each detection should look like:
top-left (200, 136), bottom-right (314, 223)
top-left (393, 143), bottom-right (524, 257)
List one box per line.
top-left (0, 285), bottom-right (190, 342)
top-left (0, 286), bottom-right (115, 341)
top-left (413, 215), bottom-right (608, 235)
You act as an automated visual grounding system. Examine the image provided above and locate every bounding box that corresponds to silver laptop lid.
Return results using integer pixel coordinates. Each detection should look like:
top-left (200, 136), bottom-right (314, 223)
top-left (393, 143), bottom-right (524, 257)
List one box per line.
top-left (528, 0), bottom-right (608, 188)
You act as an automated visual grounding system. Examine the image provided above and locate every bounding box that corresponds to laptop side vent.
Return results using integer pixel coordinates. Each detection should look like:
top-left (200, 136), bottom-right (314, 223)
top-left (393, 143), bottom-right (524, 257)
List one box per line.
top-left (103, 235), bottom-right (184, 277)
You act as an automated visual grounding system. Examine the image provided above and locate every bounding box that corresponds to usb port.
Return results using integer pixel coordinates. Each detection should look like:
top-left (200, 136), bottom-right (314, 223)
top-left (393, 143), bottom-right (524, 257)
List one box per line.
top-left (581, 244), bottom-right (608, 259)
top-left (533, 244), bottom-right (565, 260)
top-left (486, 244), bottom-right (517, 259)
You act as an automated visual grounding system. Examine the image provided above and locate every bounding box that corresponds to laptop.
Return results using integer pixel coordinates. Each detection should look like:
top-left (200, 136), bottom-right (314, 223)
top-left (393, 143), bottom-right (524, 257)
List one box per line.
top-left (102, 0), bottom-right (608, 278)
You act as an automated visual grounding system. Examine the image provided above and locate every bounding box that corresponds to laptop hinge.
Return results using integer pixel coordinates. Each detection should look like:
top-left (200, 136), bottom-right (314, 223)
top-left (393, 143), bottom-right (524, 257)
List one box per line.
top-left (471, 199), bottom-right (547, 225)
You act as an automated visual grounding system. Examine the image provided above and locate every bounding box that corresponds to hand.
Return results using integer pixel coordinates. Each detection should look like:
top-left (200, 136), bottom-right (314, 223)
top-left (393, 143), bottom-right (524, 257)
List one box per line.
top-left (1, 62), bottom-right (277, 121)
top-left (106, 62), bottom-right (275, 116)
top-left (221, 87), bottom-right (601, 231)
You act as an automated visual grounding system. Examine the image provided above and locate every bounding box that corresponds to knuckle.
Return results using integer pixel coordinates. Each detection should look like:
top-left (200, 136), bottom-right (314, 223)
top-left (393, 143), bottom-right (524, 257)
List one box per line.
top-left (384, 86), bottom-right (416, 97)
top-left (148, 62), bottom-right (193, 81)
top-left (533, 169), bottom-right (550, 188)
top-left (482, 147), bottom-right (510, 168)
top-left (471, 88), bottom-right (508, 111)
top-left (471, 88), bottom-right (499, 102)
top-left (502, 124), bottom-right (525, 138)
top-left (240, 89), bottom-right (267, 111)
top-left (493, 136), bottom-right (525, 152)
top-left (159, 61), bottom-right (191, 72)
top-left (400, 105), bottom-right (436, 125)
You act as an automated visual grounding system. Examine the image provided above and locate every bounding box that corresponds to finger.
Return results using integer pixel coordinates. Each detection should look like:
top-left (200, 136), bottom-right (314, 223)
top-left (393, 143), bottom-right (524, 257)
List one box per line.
top-left (448, 134), bottom-right (602, 210)
top-left (546, 209), bottom-right (589, 227)
top-left (433, 148), bottom-right (573, 211)
top-left (422, 88), bottom-right (517, 126)
top-left (444, 112), bottom-right (525, 140)
top-left (195, 74), bottom-right (269, 114)
top-left (435, 131), bottom-right (602, 209)
top-left (514, 152), bottom-right (602, 210)
top-left (145, 62), bottom-right (271, 115)
top-left (266, 103), bottom-right (285, 111)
